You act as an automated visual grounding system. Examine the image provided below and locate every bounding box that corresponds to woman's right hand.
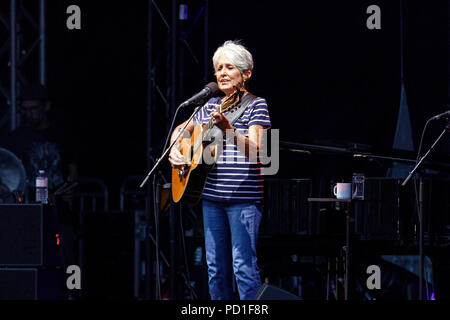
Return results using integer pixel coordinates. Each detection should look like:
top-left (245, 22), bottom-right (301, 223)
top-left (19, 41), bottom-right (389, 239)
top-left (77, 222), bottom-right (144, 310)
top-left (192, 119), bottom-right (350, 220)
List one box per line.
top-left (169, 146), bottom-right (189, 173)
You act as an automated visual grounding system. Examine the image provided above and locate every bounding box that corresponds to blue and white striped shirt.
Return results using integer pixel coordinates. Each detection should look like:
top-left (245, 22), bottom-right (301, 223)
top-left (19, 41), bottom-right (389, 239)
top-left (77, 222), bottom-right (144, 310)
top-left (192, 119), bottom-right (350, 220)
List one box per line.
top-left (193, 95), bottom-right (271, 202)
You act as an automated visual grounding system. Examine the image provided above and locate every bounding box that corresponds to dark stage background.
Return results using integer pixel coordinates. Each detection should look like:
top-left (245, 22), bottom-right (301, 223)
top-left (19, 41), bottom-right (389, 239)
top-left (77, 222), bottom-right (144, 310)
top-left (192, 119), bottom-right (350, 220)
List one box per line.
top-left (39, 0), bottom-right (448, 208)
top-left (0, 0), bottom-right (450, 302)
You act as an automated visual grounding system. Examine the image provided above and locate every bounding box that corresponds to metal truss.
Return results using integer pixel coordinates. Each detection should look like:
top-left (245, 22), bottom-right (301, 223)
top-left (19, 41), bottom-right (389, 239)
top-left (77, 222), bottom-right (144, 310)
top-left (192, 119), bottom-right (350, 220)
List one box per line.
top-left (147, 0), bottom-right (209, 155)
top-left (0, 0), bottom-right (46, 132)
top-left (141, 0), bottom-right (209, 301)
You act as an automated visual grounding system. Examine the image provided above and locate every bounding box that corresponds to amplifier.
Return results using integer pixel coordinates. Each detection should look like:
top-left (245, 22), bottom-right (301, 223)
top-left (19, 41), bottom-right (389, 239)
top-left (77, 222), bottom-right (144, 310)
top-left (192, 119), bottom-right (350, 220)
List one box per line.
top-left (353, 178), bottom-right (404, 240)
top-left (0, 268), bottom-right (62, 300)
top-left (354, 178), bottom-right (450, 241)
top-left (422, 179), bottom-right (450, 241)
top-left (262, 179), bottom-right (312, 235)
top-left (0, 204), bottom-right (59, 266)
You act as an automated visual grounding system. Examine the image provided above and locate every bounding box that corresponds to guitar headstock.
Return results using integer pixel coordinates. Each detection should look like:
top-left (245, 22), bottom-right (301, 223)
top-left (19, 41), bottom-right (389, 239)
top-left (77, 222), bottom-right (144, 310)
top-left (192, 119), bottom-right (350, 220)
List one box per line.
top-left (220, 87), bottom-right (245, 113)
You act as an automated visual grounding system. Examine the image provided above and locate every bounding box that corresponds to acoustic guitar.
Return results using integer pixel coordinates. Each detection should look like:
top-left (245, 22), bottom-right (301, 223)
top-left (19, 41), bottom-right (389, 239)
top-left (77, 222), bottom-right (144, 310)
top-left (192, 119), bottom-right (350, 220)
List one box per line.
top-left (171, 88), bottom-right (249, 204)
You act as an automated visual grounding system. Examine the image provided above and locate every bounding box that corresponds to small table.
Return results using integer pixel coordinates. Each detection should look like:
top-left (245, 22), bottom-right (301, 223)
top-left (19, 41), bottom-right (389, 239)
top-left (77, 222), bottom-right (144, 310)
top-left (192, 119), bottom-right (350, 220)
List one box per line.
top-left (308, 198), bottom-right (352, 300)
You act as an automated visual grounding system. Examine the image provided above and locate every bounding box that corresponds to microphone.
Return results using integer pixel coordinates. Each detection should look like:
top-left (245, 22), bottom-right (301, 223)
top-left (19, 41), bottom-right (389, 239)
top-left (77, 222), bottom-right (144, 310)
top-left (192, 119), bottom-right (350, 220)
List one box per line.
top-left (180, 82), bottom-right (219, 107)
top-left (432, 110), bottom-right (450, 120)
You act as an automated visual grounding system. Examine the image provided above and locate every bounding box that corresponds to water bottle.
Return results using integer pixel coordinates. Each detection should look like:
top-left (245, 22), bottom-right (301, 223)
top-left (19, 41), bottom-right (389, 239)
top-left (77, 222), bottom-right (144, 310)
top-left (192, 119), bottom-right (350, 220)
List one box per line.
top-left (352, 173), bottom-right (365, 200)
top-left (36, 170), bottom-right (48, 204)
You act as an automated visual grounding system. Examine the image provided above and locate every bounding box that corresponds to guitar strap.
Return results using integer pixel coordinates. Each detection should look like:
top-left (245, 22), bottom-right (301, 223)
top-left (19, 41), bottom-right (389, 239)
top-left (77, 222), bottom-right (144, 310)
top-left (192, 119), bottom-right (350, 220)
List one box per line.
top-left (224, 93), bottom-right (256, 126)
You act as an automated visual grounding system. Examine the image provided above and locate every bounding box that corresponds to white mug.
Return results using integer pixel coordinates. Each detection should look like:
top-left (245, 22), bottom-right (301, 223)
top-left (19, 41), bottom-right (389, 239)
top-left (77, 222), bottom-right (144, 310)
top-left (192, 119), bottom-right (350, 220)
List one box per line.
top-left (333, 183), bottom-right (351, 200)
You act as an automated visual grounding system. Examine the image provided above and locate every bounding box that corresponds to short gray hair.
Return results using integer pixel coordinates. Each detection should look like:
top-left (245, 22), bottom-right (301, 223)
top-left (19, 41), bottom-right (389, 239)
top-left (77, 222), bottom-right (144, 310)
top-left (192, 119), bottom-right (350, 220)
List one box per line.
top-left (212, 40), bottom-right (254, 73)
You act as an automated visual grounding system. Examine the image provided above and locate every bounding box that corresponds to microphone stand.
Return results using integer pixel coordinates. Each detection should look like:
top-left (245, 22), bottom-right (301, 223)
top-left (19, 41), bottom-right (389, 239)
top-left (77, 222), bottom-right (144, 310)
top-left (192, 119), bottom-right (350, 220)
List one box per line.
top-left (139, 104), bottom-right (202, 300)
top-left (401, 118), bottom-right (449, 300)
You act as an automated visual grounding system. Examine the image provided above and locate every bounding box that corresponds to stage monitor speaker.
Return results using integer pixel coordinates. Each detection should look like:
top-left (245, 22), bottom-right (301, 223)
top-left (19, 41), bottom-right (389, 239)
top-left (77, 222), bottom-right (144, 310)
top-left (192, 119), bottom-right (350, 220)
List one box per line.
top-left (0, 268), bottom-right (62, 300)
top-left (254, 283), bottom-right (301, 300)
top-left (0, 204), bottom-right (59, 266)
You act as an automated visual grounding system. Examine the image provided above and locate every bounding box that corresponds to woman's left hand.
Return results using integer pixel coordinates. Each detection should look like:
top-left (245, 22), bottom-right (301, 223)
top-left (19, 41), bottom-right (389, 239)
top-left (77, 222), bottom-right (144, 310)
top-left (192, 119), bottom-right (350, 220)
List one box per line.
top-left (211, 107), bottom-right (233, 133)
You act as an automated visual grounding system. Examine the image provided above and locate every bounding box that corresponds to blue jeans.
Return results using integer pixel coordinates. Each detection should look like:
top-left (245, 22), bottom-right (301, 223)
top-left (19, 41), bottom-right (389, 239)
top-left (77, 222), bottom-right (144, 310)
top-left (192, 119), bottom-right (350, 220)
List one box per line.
top-left (202, 200), bottom-right (262, 300)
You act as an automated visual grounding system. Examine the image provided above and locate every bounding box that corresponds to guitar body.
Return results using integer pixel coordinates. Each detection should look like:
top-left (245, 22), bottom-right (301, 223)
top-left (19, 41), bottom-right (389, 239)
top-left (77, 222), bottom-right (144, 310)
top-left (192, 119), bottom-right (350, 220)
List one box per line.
top-left (171, 124), bottom-right (216, 205)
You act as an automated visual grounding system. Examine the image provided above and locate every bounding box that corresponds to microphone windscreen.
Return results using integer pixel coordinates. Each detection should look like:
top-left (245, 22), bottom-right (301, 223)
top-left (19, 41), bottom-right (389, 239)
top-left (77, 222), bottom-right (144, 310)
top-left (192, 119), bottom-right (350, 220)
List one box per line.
top-left (205, 82), bottom-right (220, 96)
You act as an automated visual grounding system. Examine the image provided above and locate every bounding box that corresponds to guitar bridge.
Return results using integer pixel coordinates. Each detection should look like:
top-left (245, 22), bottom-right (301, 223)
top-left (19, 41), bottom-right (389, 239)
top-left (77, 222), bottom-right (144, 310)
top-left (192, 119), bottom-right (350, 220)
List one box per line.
top-left (178, 166), bottom-right (190, 181)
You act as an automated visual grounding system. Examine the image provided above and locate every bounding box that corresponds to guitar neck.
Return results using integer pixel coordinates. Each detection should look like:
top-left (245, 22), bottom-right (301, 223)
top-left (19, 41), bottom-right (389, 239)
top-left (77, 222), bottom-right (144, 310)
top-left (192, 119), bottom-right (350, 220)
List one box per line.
top-left (202, 104), bottom-right (222, 140)
top-left (201, 89), bottom-right (242, 142)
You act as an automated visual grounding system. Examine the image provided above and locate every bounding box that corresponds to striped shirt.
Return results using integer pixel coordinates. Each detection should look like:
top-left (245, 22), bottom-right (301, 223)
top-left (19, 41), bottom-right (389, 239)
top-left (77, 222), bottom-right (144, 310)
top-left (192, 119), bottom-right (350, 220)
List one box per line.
top-left (193, 95), bottom-right (271, 202)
